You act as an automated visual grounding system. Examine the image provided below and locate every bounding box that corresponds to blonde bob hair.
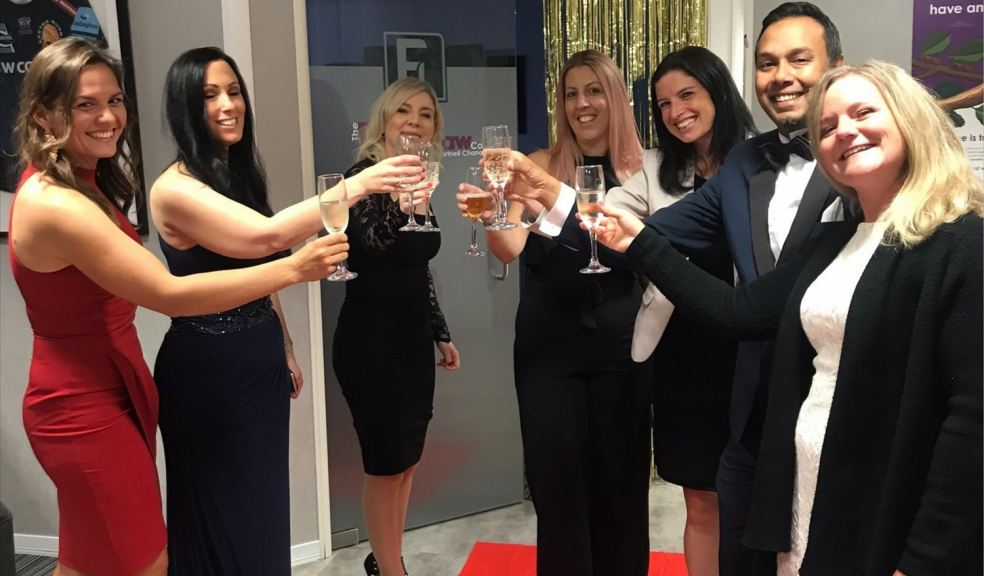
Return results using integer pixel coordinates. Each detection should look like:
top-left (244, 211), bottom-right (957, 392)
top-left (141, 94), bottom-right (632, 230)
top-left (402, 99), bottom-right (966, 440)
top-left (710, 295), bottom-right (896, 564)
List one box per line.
top-left (357, 77), bottom-right (444, 163)
top-left (549, 50), bottom-right (643, 186)
top-left (807, 60), bottom-right (983, 247)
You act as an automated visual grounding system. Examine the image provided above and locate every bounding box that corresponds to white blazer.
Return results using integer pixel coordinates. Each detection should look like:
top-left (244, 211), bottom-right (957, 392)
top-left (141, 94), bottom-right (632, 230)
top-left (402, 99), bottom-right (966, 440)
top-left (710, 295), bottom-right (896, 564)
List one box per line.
top-left (606, 149), bottom-right (695, 362)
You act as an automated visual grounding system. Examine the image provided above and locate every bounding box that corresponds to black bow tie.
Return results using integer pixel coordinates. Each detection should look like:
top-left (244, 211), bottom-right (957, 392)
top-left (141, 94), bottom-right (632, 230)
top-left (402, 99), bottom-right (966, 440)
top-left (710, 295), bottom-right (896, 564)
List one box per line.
top-left (759, 135), bottom-right (814, 170)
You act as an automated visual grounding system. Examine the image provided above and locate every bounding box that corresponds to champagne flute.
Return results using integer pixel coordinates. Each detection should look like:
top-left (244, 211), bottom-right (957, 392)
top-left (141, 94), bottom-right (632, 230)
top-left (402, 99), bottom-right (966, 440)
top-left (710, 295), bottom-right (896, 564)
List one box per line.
top-left (575, 165), bottom-right (610, 274)
top-left (463, 166), bottom-right (491, 256)
top-left (416, 141), bottom-right (441, 232)
top-left (397, 134), bottom-right (421, 232)
top-left (481, 125), bottom-right (515, 231)
top-left (318, 173), bottom-right (358, 281)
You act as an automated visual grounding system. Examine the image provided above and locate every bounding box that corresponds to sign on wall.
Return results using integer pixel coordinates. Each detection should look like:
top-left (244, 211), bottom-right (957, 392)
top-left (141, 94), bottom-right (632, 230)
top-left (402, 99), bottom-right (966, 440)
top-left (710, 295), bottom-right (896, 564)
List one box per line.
top-left (912, 0), bottom-right (984, 178)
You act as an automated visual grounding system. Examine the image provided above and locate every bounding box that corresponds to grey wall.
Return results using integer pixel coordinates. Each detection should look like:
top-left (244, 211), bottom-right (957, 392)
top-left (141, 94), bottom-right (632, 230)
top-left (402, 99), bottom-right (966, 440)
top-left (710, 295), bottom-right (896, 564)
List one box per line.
top-left (247, 0), bottom-right (320, 546)
top-left (1, 0), bottom-right (321, 549)
top-left (746, 0), bottom-right (915, 130)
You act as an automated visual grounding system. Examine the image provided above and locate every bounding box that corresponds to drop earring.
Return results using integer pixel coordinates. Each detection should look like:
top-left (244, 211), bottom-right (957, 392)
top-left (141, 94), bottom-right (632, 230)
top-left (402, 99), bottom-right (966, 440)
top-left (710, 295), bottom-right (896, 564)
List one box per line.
top-left (45, 133), bottom-right (59, 163)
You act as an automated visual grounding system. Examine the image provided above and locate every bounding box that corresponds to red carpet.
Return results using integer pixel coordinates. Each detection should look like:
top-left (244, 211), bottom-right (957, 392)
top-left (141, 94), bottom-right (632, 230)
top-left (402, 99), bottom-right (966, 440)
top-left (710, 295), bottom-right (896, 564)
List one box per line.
top-left (459, 542), bottom-right (688, 576)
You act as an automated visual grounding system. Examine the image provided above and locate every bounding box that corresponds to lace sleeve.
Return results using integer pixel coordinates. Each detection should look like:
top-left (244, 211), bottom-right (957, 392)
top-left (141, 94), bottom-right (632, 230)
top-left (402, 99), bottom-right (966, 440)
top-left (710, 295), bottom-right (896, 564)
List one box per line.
top-left (345, 159), bottom-right (407, 254)
top-left (427, 267), bottom-right (451, 342)
top-left (350, 194), bottom-right (407, 254)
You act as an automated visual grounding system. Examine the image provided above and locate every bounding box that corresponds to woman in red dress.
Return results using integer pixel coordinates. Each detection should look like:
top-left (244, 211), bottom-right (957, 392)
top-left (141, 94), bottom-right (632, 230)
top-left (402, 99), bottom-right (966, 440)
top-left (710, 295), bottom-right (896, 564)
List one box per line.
top-left (9, 38), bottom-right (348, 576)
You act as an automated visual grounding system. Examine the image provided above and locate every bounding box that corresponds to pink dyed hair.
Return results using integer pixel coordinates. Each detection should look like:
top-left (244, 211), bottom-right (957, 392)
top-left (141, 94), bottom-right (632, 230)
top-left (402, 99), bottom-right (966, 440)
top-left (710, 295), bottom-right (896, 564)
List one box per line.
top-left (548, 50), bottom-right (643, 185)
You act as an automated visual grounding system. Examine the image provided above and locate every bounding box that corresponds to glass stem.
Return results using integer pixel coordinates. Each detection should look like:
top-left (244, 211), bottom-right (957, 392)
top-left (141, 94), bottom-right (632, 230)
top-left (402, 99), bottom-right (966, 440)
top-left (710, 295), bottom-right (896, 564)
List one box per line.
top-left (590, 231), bottom-right (600, 265)
top-left (470, 222), bottom-right (479, 248)
top-left (405, 191), bottom-right (415, 227)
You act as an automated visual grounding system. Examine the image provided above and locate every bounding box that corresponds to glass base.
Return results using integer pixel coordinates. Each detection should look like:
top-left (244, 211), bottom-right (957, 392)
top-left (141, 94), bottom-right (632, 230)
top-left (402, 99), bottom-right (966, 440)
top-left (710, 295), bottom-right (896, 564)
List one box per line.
top-left (327, 268), bottom-right (358, 282)
top-left (579, 262), bottom-right (610, 274)
top-left (486, 220), bottom-right (517, 231)
top-left (464, 246), bottom-right (485, 256)
top-left (415, 224), bottom-right (440, 232)
top-left (398, 222), bottom-right (420, 231)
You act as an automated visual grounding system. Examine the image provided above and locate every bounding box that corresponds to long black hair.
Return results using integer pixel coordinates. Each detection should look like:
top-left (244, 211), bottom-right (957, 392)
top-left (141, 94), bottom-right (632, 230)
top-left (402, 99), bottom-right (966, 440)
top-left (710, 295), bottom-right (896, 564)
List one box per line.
top-left (163, 47), bottom-right (272, 215)
top-left (650, 46), bottom-right (757, 195)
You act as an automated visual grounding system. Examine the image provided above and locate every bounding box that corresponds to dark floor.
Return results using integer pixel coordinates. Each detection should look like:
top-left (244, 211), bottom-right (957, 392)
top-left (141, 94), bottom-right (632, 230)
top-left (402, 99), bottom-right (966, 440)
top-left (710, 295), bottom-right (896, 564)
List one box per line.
top-left (14, 554), bottom-right (57, 576)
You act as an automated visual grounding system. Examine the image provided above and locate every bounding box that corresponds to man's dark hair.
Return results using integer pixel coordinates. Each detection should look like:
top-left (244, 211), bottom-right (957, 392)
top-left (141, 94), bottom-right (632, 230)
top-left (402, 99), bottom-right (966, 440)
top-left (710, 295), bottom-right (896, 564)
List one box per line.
top-left (757, 2), bottom-right (842, 63)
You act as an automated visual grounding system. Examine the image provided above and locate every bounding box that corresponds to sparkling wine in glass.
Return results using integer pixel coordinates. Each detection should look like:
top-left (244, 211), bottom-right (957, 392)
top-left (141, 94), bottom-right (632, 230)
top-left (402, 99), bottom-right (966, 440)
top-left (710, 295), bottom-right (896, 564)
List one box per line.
top-left (417, 141), bottom-right (441, 232)
top-left (397, 134), bottom-right (421, 232)
top-left (463, 166), bottom-right (490, 256)
top-left (481, 125), bottom-right (516, 231)
top-left (318, 173), bottom-right (357, 281)
top-left (575, 165), bottom-right (610, 274)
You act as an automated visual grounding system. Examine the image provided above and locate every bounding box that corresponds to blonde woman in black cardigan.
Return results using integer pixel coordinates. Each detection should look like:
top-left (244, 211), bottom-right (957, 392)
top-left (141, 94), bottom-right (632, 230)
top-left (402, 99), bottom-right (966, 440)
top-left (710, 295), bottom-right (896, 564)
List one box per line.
top-left (519, 60), bottom-right (983, 575)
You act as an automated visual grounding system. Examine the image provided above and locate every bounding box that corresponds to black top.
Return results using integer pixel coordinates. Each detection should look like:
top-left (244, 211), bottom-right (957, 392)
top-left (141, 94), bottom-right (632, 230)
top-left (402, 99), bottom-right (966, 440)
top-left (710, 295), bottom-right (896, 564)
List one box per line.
top-left (518, 154), bottom-right (639, 372)
top-left (338, 158), bottom-right (450, 347)
top-left (627, 215), bottom-right (983, 575)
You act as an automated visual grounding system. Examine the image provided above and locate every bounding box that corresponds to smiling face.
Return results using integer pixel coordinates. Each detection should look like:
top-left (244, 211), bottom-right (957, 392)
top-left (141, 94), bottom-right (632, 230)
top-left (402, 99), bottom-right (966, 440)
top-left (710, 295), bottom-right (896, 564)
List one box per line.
top-left (46, 63), bottom-right (126, 169)
top-left (654, 69), bottom-right (716, 153)
top-left (755, 16), bottom-right (836, 134)
top-left (203, 59), bottom-right (246, 150)
top-left (817, 75), bottom-right (906, 205)
top-left (383, 90), bottom-right (436, 157)
top-left (563, 65), bottom-right (610, 155)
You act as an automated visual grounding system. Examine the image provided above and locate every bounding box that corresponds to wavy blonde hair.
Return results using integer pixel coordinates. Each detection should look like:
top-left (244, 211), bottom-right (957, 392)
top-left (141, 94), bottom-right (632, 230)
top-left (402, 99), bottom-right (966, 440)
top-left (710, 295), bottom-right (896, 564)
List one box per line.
top-left (807, 60), bottom-right (983, 247)
top-left (357, 77), bottom-right (444, 163)
top-left (548, 50), bottom-right (643, 185)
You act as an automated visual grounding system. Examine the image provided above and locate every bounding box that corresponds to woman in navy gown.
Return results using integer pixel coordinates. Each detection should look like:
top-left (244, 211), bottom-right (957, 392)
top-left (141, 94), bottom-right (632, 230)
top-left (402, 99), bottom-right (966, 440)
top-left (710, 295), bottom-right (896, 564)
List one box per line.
top-left (150, 48), bottom-right (423, 575)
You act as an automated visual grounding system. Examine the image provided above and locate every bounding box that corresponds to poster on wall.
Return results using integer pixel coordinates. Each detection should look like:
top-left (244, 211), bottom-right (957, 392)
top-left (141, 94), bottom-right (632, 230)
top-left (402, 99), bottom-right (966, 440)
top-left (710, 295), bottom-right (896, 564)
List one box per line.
top-left (0, 0), bottom-right (146, 235)
top-left (911, 0), bottom-right (984, 179)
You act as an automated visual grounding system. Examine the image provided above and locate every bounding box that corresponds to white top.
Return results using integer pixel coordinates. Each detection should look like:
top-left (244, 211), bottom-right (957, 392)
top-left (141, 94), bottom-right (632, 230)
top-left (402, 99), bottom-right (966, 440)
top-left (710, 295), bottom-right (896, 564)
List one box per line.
top-left (777, 222), bottom-right (888, 575)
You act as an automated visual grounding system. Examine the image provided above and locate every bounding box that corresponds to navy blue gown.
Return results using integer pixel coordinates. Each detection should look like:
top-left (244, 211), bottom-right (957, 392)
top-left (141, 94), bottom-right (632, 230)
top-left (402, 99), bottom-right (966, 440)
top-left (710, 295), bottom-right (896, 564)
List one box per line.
top-left (154, 241), bottom-right (291, 576)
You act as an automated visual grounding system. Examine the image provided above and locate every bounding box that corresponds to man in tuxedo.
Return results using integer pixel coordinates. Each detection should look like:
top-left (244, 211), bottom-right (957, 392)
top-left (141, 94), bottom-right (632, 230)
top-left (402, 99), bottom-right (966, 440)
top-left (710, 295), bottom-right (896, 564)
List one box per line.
top-left (504, 3), bottom-right (846, 574)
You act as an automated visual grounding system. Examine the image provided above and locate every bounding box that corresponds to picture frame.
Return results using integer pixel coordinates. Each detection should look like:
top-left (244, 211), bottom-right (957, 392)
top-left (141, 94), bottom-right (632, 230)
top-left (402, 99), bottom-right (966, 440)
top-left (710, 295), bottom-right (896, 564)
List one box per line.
top-left (0, 0), bottom-right (147, 237)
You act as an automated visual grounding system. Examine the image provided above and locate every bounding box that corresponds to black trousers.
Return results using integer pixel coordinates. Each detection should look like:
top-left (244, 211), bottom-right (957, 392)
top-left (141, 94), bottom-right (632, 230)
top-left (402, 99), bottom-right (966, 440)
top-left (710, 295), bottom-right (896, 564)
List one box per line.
top-left (515, 366), bottom-right (651, 576)
top-left (716, 439), bottom-right (757, 576)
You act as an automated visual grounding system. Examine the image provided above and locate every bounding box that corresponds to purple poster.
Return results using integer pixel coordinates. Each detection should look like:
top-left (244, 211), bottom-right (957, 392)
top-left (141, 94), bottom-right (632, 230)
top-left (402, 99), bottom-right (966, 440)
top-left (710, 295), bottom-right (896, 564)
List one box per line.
top-left (912, 0), bottom-right (984, 178)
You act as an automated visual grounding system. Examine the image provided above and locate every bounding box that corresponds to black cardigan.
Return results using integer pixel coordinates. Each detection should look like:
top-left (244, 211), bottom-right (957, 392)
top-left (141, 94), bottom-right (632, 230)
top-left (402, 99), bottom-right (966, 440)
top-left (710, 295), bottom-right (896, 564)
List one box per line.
top-left (627, 215), bottom-right (983, 575)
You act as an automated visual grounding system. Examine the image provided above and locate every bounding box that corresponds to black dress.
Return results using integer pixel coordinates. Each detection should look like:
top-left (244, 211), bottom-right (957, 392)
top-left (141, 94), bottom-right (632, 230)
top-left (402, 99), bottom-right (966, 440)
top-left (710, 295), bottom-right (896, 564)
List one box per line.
top-left (650, 175), bottom-right (737, 490)
top-left (514, 155), bottom-right (651, 576)
top-left (333, 158), bottom-right (451, 476)
top-left (154, 242), bottom-right (292, 576)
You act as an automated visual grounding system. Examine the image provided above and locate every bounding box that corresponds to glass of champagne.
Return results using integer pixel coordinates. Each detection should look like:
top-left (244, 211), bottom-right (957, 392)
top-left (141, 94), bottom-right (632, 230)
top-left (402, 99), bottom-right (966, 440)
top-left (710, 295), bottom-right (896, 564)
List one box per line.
top-left (318, 173), bottom-right (357, 281)
top-left (397, 134), bottom-right (421, 232)
top-left (463, 166), bottom-right (491, 256)
top-left (481, 125), bottom-right (515, 231)
top-left (575, 165), bottom-right (610, 274)
top-left (416, 141), bottom-right (441, 232)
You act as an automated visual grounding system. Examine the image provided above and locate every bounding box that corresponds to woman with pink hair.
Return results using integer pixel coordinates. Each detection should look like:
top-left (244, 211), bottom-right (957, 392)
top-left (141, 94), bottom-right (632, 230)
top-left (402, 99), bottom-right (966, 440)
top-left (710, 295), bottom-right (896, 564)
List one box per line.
top-left (458, 49), bottom-right (648, 575)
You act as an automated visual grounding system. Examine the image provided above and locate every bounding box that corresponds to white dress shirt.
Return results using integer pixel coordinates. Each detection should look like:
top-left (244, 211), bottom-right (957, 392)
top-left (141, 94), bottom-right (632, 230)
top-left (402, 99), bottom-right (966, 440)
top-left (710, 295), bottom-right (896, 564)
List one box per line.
top-left (768, 130), bottom-right (817, 260)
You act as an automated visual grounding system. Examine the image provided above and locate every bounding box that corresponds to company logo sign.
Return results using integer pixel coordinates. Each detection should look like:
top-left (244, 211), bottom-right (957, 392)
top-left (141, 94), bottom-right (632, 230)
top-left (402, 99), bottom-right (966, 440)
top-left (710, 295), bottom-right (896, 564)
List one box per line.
top-left (383, 32), bottom-right (446, 102)
top-left (70, 7), bottom-right (100, 37)
top-left (0, 23), bottom-right (14, 53)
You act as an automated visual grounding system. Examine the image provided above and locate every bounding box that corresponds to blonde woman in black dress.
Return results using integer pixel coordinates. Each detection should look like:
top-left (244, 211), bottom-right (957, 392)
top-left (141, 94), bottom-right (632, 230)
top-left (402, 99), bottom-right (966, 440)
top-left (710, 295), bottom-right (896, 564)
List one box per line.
top-left (333, 77), bottom-right (460, 576)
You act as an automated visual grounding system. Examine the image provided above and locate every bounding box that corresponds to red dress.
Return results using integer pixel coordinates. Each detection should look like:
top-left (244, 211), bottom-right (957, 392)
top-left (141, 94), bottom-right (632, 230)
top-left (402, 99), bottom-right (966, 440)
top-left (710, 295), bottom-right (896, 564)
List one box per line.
top-left (9, 166), bottom-right (166, 575)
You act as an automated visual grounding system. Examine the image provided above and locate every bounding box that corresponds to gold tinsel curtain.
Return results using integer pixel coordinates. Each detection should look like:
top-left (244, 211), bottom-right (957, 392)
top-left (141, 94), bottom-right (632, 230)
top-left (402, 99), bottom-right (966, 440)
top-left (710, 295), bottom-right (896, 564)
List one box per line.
top-left (543, 0), bottom-right (706, 147)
